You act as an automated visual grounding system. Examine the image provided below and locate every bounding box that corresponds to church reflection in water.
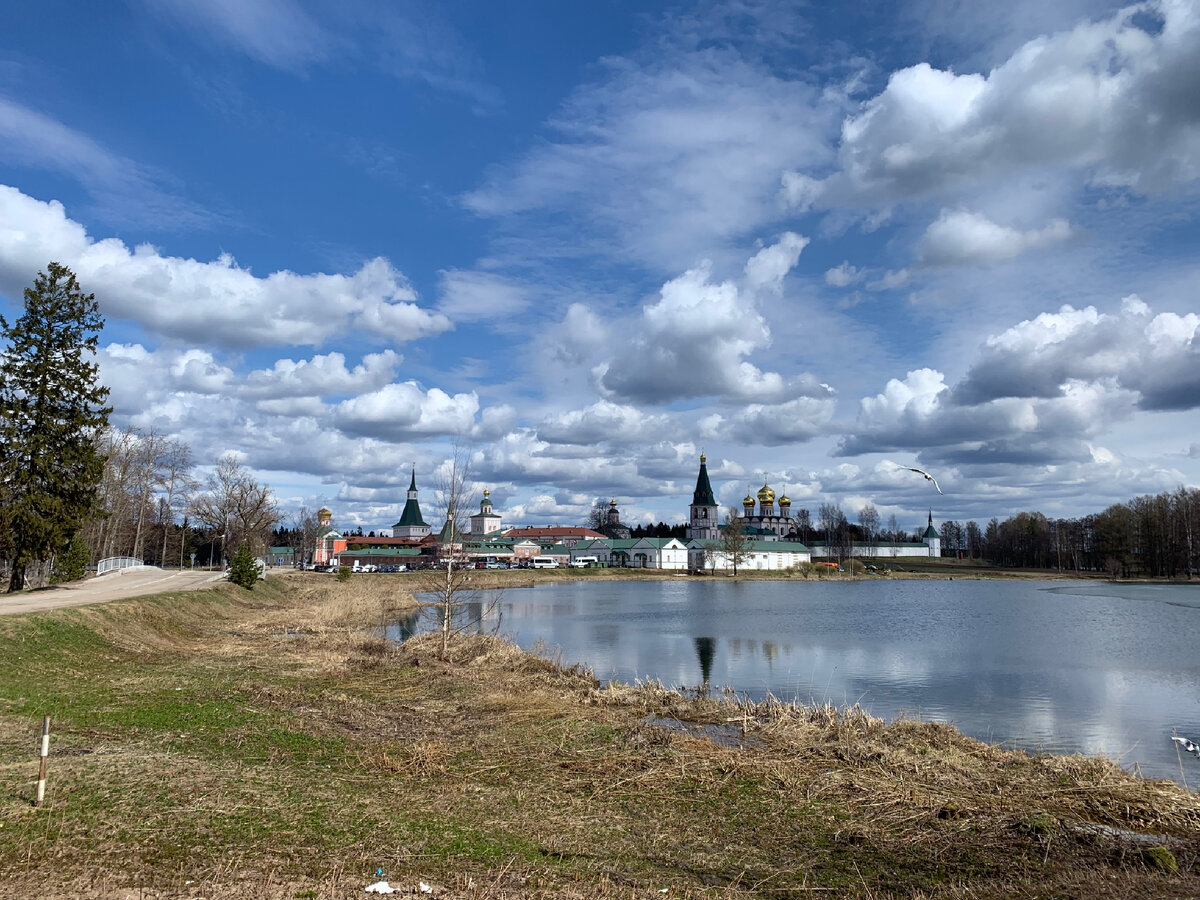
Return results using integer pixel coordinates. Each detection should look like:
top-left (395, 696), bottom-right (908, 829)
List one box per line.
top-left (694, 636), bottom-right (716, 690)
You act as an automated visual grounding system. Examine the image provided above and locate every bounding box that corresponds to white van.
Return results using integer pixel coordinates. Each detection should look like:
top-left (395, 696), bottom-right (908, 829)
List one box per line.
top-left (530, 556), bottom-right (559, 569)
top-left (570, 556), bottom-right (598, 568)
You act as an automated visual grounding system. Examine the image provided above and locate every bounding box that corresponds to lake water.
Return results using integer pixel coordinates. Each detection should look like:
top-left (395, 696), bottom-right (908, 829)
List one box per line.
top-left (400, 578), bottom-right (1200, 785)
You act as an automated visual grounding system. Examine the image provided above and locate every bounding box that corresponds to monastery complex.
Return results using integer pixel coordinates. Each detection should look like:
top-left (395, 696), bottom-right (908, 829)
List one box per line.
top-left (310, 457), bottom-right (941, 572)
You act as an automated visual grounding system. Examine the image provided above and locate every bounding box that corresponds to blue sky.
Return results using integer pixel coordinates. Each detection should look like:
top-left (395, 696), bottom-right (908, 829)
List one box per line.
top-left (1, 0), bottom-right (1198, 535)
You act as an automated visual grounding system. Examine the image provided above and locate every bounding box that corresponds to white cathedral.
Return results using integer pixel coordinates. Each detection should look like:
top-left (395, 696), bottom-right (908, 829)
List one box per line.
top-left (684, 454), bottom-right (941, 562)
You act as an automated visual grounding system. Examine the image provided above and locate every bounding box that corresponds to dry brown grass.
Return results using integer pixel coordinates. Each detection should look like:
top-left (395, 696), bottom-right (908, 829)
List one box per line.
top-left (1, 574), bottom-right (1198, 899)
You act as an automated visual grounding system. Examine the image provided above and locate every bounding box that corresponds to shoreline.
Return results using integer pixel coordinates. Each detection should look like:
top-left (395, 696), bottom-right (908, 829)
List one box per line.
top-left (430, 563), bottom-right (1195, 591)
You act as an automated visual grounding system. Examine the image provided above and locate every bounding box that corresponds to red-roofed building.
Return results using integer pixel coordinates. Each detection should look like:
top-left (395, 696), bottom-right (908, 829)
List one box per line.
top-left (501, 526), bottom-right (606, 547)
top-left (343, 535), bottom-right (430, 548)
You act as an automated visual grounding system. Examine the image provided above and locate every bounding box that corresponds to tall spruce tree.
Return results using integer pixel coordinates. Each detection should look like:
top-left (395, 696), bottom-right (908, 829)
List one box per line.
top-left (0, 263), bottom-right (111, 592)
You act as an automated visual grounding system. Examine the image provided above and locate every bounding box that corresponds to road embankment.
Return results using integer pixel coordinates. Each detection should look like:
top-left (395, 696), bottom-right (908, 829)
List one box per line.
top-left (0, 567), bottom-right (226, 616)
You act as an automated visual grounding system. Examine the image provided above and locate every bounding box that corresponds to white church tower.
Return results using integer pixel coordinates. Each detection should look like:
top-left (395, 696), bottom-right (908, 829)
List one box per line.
top-left (469, 489), bottom-right (504, 535)
top-left (923, 511), bottom-right (942, 557)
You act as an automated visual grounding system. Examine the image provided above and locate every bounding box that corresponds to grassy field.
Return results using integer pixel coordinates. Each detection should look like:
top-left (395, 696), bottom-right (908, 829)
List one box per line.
top-left (0, 572), bottom-right (1197, 899)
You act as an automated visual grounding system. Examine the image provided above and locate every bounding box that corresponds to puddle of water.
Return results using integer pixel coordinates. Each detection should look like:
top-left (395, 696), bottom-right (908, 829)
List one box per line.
top-left (647, 714), bottom-right (761, 749)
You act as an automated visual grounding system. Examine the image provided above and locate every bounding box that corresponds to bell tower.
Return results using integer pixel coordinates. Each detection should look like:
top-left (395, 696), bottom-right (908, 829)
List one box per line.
top-left (687, 455), bottom-right (720, 541)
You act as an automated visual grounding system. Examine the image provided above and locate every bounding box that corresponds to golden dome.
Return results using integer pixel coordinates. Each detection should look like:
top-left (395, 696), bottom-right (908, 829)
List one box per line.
top-left (700, 453), bottom-right (706, 463)
top-left (610, 498), bottom-right (618, 507)
top-left (483, 489), bottom-right (490, 499)
top-left (317, 506), bottom-right (332, 518)
top-left (743, 493), bottom-right (756, 507)
top-left (757, 482), bottom-right (775, 503)
top-left (778, 493), bottom-right (791, 506)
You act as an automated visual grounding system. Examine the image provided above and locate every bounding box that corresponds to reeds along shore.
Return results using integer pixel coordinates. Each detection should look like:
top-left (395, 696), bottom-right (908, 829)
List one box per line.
top-left (0, 572), bottom-right (1196, 899)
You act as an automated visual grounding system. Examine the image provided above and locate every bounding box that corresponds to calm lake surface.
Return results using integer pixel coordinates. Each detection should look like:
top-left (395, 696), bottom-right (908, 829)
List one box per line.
top-left (402, 578), bottom-right (1200, 784)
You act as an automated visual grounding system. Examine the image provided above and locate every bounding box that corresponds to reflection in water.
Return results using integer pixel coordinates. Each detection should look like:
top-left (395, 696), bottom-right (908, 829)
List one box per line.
top-left (393, 609), bottom-right (420, 642)
top-left (390, 591), bottom-right (505, 642)
top-left (394, 579), bottom-right (1200, 785)
top-left (593, 622), bottom-right (620, 649)
top-left (695, 636), bottom-right (716, 688)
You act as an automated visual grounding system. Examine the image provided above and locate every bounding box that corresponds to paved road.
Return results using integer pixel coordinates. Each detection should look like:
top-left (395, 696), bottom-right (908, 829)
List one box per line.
top-left (0, 568), bottom-right (227, 616)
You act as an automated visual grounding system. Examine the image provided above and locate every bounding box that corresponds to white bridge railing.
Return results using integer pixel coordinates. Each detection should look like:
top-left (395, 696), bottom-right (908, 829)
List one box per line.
top-left (96, 557), bottom-right (149, 575)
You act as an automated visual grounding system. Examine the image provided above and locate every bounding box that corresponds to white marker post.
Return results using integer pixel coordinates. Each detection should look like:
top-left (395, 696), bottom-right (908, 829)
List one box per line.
top-left (34, 716), bottom-right (50, 807)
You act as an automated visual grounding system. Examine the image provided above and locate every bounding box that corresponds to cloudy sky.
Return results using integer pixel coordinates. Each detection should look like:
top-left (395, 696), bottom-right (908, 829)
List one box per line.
top-left (1, 0), bottom-right (1198, 534)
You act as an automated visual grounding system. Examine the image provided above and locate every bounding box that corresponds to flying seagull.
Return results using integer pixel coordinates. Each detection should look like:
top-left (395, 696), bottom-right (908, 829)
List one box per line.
top-left (1172, 735), bottom-right (1200, 758)
top-left (887, 462), bottom-right (943, 494)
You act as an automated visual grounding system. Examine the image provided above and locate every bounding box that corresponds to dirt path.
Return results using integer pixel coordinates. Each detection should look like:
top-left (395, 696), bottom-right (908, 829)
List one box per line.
top-left (0, 567), bottom-right (228, 616)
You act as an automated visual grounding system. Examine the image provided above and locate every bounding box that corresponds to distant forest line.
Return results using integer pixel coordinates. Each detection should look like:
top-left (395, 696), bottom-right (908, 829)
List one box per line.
top-left (798, 487), bottom-right (1199, 578)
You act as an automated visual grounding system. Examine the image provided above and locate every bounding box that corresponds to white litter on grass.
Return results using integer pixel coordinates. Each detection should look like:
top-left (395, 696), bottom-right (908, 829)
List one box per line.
top-left (365, 881), bottom-right (395, 894)
top-left (420, 882), bottom-right (433, 894)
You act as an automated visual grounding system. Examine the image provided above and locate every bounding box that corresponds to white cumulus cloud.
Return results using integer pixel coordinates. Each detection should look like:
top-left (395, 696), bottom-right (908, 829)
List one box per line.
top-left (955, 296), bottom-right (1200, 409)
top-left (536, 400), bottom-right (672, 446)
top-left (595, 235), bottom-right (822, 405)
top-left (333, 382), bottom-right (480, 441)
top-left (799, 1), bottom-right (1200, 211)
top-left (240, 350), bottom-right (402, 399)
top-left (838, 289), bottom-right (1197, 465)
top-left (0, 185), bottom-right (451, 350)
top-left (918, 209), bottom-right (1076, 265)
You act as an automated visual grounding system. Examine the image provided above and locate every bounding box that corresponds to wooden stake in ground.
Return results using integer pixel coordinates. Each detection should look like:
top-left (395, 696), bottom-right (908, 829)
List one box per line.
top-left (34, 716), bottom-right (49, 807)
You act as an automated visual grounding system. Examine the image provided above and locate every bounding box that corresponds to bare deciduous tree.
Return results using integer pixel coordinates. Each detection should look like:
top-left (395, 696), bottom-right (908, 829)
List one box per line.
top-left (585, 498), bottom-right (608, 533)
top-left (415, 444), bottom-right (501, 658)
top-left (792, 507), bottom-right (813, 542)
top-left (129, 430), bottom-right (171, 562)
top-left (158, 439), bottom-right (197, 567)
top-left (886, 513), bottom-right (900, 543)
top-left (940, 520), bottom-right (963, 559)
top-left (92, 426), bottom-right (140, 561)
top-left (818, 502), bottom-right (849, 562)
top-left (291, 507), bottom-right (321, 568)
top-left (858, 504), bottom-right (880, 556)
top-left (190, 455), bottom-right (280, 564)
top-left (718, 508), bottom-right (750, 575)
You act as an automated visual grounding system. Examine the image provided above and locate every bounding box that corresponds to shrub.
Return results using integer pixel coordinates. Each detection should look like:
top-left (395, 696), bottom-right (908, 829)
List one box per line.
top-left (228, 544), bottom-right (259, 590)
top-left (337, 566), bottom-right (352, 582)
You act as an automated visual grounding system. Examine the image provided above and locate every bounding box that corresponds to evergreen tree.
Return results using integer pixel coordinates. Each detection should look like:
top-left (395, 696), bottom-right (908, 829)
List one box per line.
top-left (0, 263), bottom-right (111, 592)
top-left (51, 536), bottom-right (91, 585)
top-left (228, 544), bottom-right (259, 590)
